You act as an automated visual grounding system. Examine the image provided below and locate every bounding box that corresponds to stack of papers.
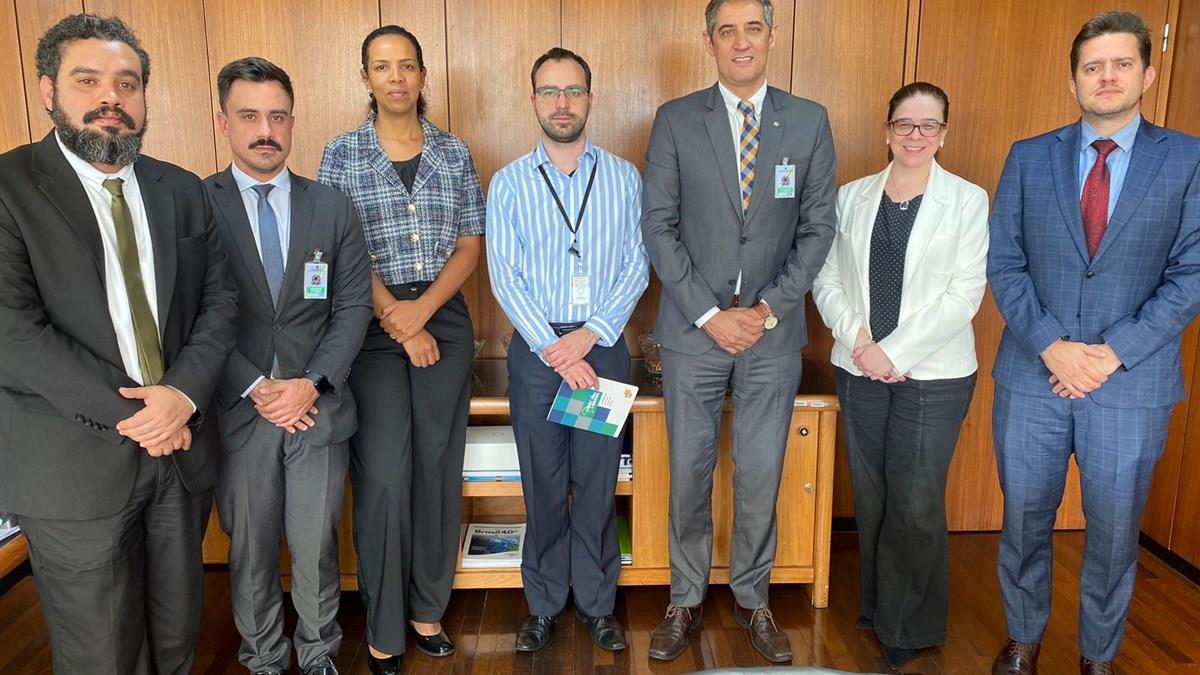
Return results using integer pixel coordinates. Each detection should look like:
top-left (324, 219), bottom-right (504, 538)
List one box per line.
top-left (463, 426), bottom-right (520, 482)
top-left (618, 452), bottom-right (632, 481)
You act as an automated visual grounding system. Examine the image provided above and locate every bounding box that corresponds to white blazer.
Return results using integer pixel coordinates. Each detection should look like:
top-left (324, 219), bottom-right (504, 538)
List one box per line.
top-left (813, 159), bottom-right (989, 380)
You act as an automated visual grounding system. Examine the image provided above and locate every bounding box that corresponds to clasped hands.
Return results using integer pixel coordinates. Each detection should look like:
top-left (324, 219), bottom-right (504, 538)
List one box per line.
top-left (114, 385), bottom-right (195, 457)
top-left (851, 327), bottom-right (910, 382)
top-left (544, 327), bottom-right (600, 390)
top-left (1041, 340), bottom-right (1121, 399)
top-left (250, 377), bottom-right (320, 433)
top-left (380, 298), bottom-right (439, 367)
top-left (702, 308), bottom-right (764, 354)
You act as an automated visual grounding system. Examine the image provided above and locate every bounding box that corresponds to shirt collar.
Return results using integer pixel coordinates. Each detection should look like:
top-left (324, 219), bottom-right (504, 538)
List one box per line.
top-left (231, 161), bottom-right (292, 195)
top-left (533, 137), bottom-right (596, 174)
top-left (55, 132), bottom-right (135, 187)
top-left (718, 80), bottom-right (768, 117)
top-left (1080, 115), bottom-right (1141, 155)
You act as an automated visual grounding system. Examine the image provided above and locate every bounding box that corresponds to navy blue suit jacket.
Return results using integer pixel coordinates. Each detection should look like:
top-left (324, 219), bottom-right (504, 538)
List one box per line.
top-left (988, 118), bottom-right (1200, 408)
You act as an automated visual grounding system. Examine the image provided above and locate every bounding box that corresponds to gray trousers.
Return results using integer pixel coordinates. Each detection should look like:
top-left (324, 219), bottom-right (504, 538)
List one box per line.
top-left (216, 416), bottom-right (348, 672)
top-left (507, 332), bottom-right (627, 617)
top-left (835, 368), bottom-right (976, 649)
top-left (660, 345), bottom-right (802, 609)
top-left (347, 288), bottom-right (474, 655)
top-left (19, 452), bottom-right (211, 675)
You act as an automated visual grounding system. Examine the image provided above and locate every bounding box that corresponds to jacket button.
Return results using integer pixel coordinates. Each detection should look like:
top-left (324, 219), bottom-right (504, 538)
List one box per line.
top-left (1085, 271), bottom-right (1096, 279)
top-left (740, 236), bottom-right (748, 244)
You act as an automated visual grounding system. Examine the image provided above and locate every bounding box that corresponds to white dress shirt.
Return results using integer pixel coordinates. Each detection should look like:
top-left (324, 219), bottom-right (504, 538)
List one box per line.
top-left (57, 134), bottom-right (160, 385)
top-left (695, 81), bottom-right (769, 328)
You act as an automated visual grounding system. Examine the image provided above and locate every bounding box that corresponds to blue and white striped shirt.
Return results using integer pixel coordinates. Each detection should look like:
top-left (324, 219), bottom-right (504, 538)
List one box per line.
top-left (487, 140), bottom-right (649, 354)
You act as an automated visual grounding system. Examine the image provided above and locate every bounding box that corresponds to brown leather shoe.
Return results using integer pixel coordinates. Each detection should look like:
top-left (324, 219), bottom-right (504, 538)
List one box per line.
top-left (992, 640), bottom-right (1040, 674)
top-left (1080, 657), bottom-right (1115, 674)
top-left (648, 605), bottom-right (702, 661)
top-left (734, 605), bottom-right (792, 663)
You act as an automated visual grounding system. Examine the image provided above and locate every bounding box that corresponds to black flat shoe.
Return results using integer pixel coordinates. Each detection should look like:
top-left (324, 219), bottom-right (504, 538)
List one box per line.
top-left (883, 643), bottom-right (916, 670)
top-left (515, 614), bottom-right (557, 653)
top-left (413, 629), bottom-right (456, 657)
top-left (856, 614), bottom-right (874, 630)
top-left (575, 608), bottom-right (627, 651)
top-left (366, 652), bottom-right (401, 675)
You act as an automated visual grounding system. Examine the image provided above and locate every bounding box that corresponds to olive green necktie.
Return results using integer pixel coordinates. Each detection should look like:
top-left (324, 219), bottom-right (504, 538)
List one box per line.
top-left (102, 178), bottom-right (164, 385)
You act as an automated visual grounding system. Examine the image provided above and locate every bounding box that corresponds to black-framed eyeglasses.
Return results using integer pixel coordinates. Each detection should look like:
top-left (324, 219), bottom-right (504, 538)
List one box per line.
top-left (887, 119), bottom-right (947, 137)
top-left (534, 85), bottom-right (590, 101)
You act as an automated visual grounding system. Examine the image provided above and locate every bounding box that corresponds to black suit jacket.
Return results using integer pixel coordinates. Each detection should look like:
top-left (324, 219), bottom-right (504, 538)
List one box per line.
top-left (204, 168), bottom-right (372, 448)
top-left (0, 132), bottom-right (238, 520)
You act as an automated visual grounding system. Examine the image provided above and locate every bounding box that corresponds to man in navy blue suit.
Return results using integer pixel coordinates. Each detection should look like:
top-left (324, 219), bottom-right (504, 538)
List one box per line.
top-left (988, 11), bottom-right (1200, 675)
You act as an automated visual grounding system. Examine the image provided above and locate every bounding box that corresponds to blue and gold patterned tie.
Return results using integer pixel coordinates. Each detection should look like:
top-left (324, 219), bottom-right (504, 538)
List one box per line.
top-left (737, 99), bottom-right (759, 213)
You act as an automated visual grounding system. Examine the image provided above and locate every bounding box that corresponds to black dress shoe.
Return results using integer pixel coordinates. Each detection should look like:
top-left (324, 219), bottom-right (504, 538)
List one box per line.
top-left (515, 614), bottom-right (557, 652)
top-left (855, 614), bottom-right (874, 630)
top-left (575, 608), bottom-right (627, 651)
top-left (303, 666), bottom-right (338, 675)
top-left (413, 629), bottom-right (456, 657)
top-left (366, 652), bottom-right (402, 675)
top-left (882, 643), bottom-right (916, 670)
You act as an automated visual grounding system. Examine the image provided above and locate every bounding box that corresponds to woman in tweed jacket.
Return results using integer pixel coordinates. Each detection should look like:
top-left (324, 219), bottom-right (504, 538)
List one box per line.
top-left (318, 25), bottom-right (485, 674)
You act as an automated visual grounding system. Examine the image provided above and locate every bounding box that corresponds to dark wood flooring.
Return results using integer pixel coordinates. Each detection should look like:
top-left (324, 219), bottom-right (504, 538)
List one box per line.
top-left (2, 533), bottom-right (1199, 674)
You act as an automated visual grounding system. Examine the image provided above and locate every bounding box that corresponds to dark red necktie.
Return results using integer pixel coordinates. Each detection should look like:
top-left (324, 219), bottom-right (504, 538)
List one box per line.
top-left (1081, 138), bottom-right (1118, 258)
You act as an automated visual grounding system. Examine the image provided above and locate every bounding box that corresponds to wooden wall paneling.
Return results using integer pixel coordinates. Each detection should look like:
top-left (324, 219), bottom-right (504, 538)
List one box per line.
top-left (1157, 0), bottom-right (1200, 564)
top-left (202, 0), bottom-right (379, 181)
top-left (84, 0), bottom-right (214, 176)
top-left (560, 0), bottom-right (794, 357)
top-left (0, 0), bottom-right (31, 152)
top-left (446, 0), bottom-right (560, 358)
top-left (15, 0), bottom-right (83, 142)
top-left (1142, 322), bottom-right (1198, 545)
top-left (914, 0), bottom-right (1170, 531)
top-left (789, 0), bottom-right (910, 519)
top-left (380, 0), bottom-right (450, 131)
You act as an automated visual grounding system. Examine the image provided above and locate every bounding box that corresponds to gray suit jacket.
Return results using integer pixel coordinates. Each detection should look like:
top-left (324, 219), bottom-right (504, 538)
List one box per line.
top-left (641, 84), bottom-right (837, 357)
top-left (204, 168), bottom-right (372, 448)
top-left (0, 133), bottom-right (238, 520)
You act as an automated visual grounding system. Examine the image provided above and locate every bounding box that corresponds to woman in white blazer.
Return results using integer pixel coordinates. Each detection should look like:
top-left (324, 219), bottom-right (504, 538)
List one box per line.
top-left (813, 82), bottom-right (988, 670)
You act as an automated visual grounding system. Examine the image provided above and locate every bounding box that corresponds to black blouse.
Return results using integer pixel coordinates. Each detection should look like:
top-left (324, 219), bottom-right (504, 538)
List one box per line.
top-left (868, 193), bottom-right (923, 341)
top-left (391, 152), bottom-right (422, 192)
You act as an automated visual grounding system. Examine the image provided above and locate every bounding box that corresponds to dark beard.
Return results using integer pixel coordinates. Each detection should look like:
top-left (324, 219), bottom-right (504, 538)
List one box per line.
top-left (538, 114), bottom-right (586, 144)
top-left (51, 91), bottom-right (147, 167)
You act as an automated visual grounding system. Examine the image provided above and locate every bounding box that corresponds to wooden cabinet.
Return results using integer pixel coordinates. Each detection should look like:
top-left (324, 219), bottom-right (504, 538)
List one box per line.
top-left (202, 361), bottom-right (840, 607)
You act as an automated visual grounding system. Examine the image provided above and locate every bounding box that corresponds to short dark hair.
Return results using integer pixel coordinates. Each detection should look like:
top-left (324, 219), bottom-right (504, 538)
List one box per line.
top-left (361, 25), bottom-right (427, 116)
top-left (705, 0), bottom-right (774, 36)
top-left (1070, 11), bottom-right (1152, 74)
top-left (887, 81), bottom-right (950, 124)
top-left (37, 14), bottom-right (151, 86)
top-left (217, 57), bottom-right (294, 110)
top-left (530, 47), bottom-right (592, 92)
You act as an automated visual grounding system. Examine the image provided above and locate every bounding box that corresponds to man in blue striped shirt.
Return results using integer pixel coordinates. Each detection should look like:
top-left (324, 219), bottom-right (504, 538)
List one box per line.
top-left (486, 47), bottom-right (649, 655)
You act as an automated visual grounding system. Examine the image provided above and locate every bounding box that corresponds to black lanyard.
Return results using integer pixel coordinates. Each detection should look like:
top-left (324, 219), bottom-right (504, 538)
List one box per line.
top-left (538, 161), bottom-right (598, 261)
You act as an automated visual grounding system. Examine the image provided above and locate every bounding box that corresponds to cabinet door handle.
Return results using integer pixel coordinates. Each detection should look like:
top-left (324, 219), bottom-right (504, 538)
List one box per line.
top-left (804, 483), bottom-right (815, 494)
top-left (797, 426), bottom-right (809, 436)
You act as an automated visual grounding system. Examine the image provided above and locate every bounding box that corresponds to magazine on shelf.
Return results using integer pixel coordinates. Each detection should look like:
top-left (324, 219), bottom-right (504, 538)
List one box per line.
top-left (463, 426), bottom-right (520, 481)
top-left (617, 452), bottom-right (632, 481)
top-left (617, 515), bottom-right (632, 565)
top-left (546, 378), bottom-right (639, 438)
top-left (461, 523), bottom-right (525, 568)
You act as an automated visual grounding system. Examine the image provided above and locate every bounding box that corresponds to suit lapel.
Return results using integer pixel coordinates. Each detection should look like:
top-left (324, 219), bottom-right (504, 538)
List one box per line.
top-left (1051, 125), bottom-right (1091, 261)
top-left (210, 169), bottom-right (273, 307)
top-left (364, 120), bottom-right (408, 194)
top-left (31, 134), bottom-right (107, 283)
top-left (1093, 120), bottom-right (1167, 262)
top-left (133, 158), bottom-right (176, 327)
top-left (703, 85), bottom-right (744, 223)
top-left (281, 176), bottom-right (314, 313)
top-left (744, 88), bottom-right (782, 226)
top-left (410, 118), bottom-right (443, 195)
top-left (902, 160), bottom-right (947, 286)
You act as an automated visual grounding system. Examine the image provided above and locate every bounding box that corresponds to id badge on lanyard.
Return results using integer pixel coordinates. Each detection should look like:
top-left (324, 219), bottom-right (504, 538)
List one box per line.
top-left (538, 162), bottom-right (598, 307)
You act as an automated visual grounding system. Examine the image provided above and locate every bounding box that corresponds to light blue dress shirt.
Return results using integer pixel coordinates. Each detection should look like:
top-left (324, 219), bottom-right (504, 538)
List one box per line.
top-left (487, 139), bottom-right (649, 355)
top-left (1078, 115), bottom-right (1140, 221)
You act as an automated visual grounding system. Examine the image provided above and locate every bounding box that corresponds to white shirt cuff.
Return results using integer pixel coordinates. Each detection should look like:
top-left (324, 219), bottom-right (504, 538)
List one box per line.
top-left (240, 375), bottom-right (266, 399)
top-left (695, 306), bottom-right (720, 328)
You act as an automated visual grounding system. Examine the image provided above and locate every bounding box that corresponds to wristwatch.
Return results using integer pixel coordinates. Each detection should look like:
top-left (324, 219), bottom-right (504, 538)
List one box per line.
top-left (303, 371), bottom-right (333, 394)
top-left (752, 301), bottom-right (779, 330)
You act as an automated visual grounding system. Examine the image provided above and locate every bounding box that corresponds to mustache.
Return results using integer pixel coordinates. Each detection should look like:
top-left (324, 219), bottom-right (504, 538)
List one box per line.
top-left (249, 138), bottom-right (283, 151)
top-left (81, 106), bottom-right (136, 129)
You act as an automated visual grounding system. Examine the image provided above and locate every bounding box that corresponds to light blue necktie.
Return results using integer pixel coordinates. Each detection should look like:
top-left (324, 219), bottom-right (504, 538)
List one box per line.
top-left (252, 184), bottom-right (285, 304)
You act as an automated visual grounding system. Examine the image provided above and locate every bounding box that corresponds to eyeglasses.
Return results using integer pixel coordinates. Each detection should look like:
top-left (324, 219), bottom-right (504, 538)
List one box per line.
top-left (534, 85), bottom-right (590, 101)
top-left (887, 119), bottom-right (947, 137)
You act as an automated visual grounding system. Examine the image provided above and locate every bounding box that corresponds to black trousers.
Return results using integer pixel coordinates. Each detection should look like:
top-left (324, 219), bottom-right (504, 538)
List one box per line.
top-left (507, 332), bottom-right (628, 617)
top-left (834, 368), bottom-right (976, 649)
top-left (347, 285), bottom-right (474, 655)
top-left (19, 451), bottom-right (212, 675)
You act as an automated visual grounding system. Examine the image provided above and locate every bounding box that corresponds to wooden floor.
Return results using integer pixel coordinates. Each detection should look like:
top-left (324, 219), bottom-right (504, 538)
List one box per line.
top-left (2, 532), bottom-right (1199, 674)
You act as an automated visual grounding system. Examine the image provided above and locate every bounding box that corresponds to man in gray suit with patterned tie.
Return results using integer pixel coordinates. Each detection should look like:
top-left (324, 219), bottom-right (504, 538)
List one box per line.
top-left (204, 58), bottom-right (372, 675)
top-left (640, 0), bottom-right (836, 664)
